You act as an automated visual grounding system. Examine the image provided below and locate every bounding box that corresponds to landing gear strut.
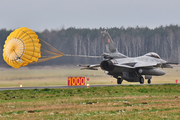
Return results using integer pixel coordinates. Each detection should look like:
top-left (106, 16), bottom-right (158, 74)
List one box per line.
top-left (117, 78), bottom-right (123, 84)
top-left (140, 77), bottom-right (144, 84)
top-left (148, 79), bottom-right (151, 84)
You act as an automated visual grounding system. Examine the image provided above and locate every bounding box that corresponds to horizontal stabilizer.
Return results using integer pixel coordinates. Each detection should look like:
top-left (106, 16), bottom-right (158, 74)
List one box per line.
top-left (78, 64), bottom-right (100, 70)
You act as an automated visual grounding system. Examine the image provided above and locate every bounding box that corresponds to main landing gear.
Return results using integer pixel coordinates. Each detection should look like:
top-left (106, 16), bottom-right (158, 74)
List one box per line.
top-left (139, 77), bottom-right (151, 84)
top-left (139, 77), bottom-right (144, 84)
top-left (117, 78), bottom-right (123, 84)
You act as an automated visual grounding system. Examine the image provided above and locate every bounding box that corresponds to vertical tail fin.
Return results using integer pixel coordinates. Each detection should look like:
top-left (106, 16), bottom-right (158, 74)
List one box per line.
top-left (101, 31), bottom-right (127, 58)
top-left (101, 31), bottom-right (118, 53)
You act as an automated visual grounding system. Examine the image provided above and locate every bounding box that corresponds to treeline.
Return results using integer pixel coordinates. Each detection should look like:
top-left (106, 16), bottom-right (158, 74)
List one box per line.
top-left (0, 25), bottom-right (180, 67)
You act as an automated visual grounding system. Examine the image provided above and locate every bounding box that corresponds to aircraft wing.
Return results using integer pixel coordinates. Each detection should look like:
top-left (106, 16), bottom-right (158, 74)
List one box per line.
top-left (114, 62), bottom-right (157, 69)
top-left (114, 63), bottom-right (135, 68)
top-left (79, 62), bottom-right (174, 71)
top-left (162, 62), bottom-right (179, 68)
top-left (161, 63), bottom-right (173, 68)
top-left (133, 62), bottom-right (157, 68)
top-left (78, 64), bottom-right (100, 70)
top-left (115, 62), bottom-right (173, 69)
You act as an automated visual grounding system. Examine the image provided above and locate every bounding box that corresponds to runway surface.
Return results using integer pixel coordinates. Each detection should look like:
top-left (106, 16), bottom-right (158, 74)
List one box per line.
top-left (0, 83), bottom-right (179, 91)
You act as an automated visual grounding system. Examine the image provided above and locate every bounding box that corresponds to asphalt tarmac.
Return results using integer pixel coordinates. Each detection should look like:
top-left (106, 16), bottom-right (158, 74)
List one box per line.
top-left (0, 83), bottom-right (179, 91)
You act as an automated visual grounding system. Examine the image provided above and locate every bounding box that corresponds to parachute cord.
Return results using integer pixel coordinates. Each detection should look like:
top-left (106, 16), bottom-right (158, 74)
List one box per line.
top-left (13, 49), bottom-right (20, 59)
top-left (13, 49), bottom-right (23, 63)
top-left (64, 54), bottom-right (102, 58)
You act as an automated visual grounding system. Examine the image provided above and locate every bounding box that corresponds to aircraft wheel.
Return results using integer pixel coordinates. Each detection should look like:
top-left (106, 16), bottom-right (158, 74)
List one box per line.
top-left (148, 79), bottom-right (151, 84)
top-left (140, 77), bottom-right (144, 84)
top-left (117, 78), bottom-right (123, 84)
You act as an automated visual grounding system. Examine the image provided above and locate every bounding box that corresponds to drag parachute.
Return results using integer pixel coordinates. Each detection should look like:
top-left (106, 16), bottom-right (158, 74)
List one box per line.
top-left (3, 27), bottom-right (63, 68)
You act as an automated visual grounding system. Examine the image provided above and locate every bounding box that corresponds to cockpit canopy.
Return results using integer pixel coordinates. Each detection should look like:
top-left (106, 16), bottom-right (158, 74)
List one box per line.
top-left (145, 52), bottom-right (161, 59)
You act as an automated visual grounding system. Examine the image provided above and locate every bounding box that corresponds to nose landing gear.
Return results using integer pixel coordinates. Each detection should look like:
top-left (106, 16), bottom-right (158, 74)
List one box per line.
top-left (148, 79), bottom-right (151, 84)
top-left (117, 78), bottom-right (123, 84)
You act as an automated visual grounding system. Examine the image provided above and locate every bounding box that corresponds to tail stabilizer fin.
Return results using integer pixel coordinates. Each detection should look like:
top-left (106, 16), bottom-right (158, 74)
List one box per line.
top-left (101, 31), bottom-right (118, 53)
top-left (101, 31), bottom-right (127, 58)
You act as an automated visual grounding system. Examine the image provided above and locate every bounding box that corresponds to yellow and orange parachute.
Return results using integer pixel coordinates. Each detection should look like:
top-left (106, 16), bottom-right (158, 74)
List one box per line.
top-left (3, 27), bottom-right (63, 68)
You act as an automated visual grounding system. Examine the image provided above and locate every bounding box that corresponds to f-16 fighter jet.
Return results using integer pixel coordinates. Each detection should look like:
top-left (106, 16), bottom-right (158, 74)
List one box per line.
top-left (79, 31), bottom-right (174, 84)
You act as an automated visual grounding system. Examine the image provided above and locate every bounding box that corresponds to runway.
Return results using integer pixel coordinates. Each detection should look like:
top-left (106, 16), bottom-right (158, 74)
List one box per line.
top-left (0, 83), bottom-right (179, 91)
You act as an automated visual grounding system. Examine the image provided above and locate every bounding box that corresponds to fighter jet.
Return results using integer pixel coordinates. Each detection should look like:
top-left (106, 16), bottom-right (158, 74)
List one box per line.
top-left (79, 31), bottom-right (174, 84)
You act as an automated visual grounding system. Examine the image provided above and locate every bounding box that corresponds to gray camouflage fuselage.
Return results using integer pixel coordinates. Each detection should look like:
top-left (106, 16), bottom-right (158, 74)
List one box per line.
top-left (101, 55), bottom-right (167, 82)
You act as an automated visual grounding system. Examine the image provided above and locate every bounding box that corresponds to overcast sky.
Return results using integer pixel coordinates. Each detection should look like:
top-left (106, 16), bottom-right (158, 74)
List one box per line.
top-left (0, 0), bottom-right (180, 31)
